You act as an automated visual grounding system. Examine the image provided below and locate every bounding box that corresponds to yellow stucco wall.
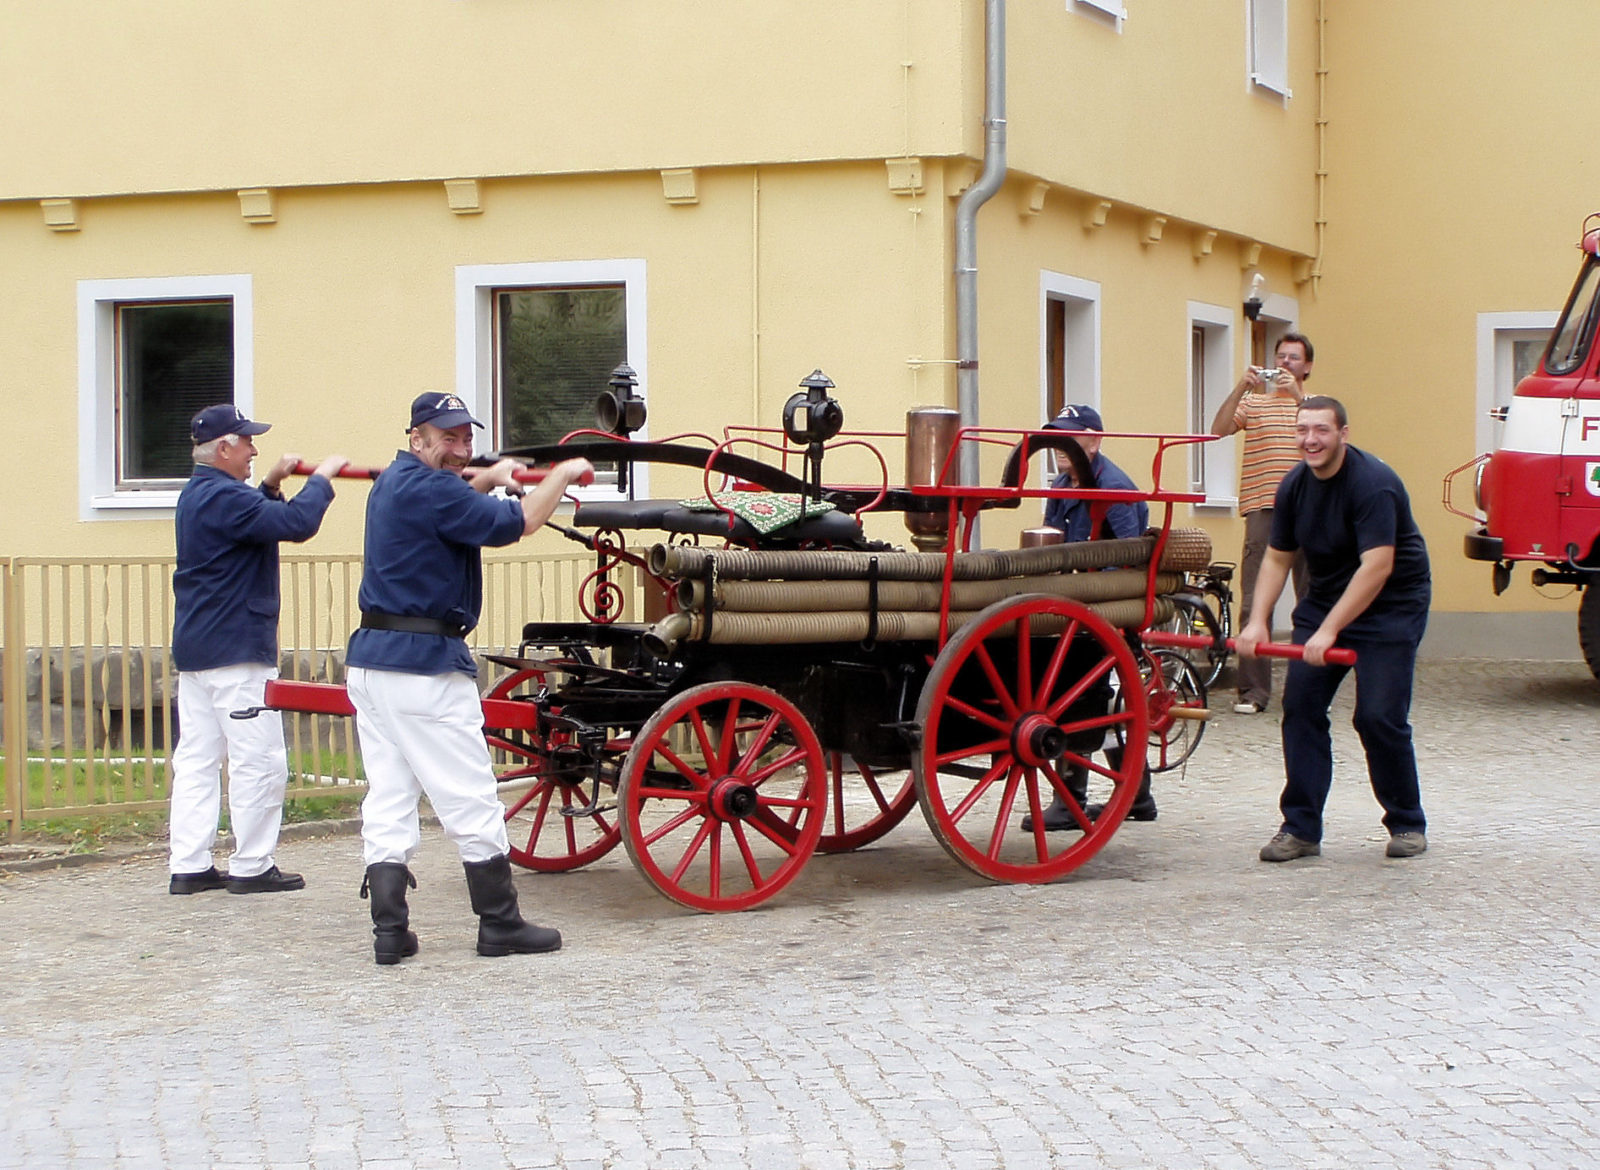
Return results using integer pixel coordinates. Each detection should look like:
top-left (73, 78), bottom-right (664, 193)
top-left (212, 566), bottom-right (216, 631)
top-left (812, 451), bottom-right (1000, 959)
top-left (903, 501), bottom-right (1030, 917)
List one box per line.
top-left (1006, 1), bottom-right (1319, 254)
top-left (0, 0), bottom-right (967, 198)
top-left (0, 161), bottom-right (963, 557)
top-left (1312, 2), bottom-right (1600, 626)
top-left (11, 0), bottom-right (1600, 651)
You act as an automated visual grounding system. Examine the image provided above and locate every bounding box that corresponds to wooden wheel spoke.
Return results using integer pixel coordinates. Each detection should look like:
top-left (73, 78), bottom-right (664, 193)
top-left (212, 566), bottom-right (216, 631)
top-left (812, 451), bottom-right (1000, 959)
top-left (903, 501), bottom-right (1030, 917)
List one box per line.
top-left (689, 708), bottom-right (720, 773)
top-left (972, 641), bottom-right (1022, 721)
top-left (503, 782), bottom-right (543, 818)
top-left (1035, 621), bottom-right (1081, 710)
top-left (1040, 761), bottom-right (1092, 833)
top-left (984, 764), bottom-right (1025, 861)
top-left (717, 696), bottom-right (744, 768)
top-left (933, 737), bottom-right (1010, 769)
top-left (855, 762), bottom-right (890, 814)
top-left (1043, 651), bottom-right (1117, 721)
top-left (652, 742), bottom-right (712, 791)
top-left (667, 819), bottom-right (716, 883)
top-left (940, 691), bottom-right (1014, 736)
top-left (828, 756), bottom-right (849, 834)
top-left (1015, 616), bottom-right (1034, 707)
top-left (640, 799), bottom-right (708, 846)
top-left (747, 791), bottom-right (822, 847)
top-left (730, 822), bottom-right (769, 887)
top-left (729, 712), bottom-right (781, 775)
top-left (743, 743), bottom-right (806, 787)
top-left (945, 754), bottom-right (1010, 823)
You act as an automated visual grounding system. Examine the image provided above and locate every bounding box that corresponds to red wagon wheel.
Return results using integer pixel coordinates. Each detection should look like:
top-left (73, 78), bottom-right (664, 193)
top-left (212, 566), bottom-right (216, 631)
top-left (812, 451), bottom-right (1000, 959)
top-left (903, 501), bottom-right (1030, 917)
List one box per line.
top-left (815, 753), bottom-right (917, 854)
top-left (914, 595), bottom-right (1148, 884)
top-left (1112, 647), bottom-right (1208, 773)
top-left (619, 681), bottom-right (826, 912)
top-left (487, 668), bottom-right (623, 872)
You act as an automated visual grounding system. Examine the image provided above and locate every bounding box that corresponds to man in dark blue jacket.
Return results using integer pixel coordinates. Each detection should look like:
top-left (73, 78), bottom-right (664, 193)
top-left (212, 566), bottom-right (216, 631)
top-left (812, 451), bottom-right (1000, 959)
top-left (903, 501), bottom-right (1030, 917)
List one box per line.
top-left (168, 404), bottom-right (346, 895)
top-left (1041, 404), bottom-right (1149, 541)
top-left (346, 392), bottom-right (591, 965)
top-left (1023, 404), bottom-right (1157, 833)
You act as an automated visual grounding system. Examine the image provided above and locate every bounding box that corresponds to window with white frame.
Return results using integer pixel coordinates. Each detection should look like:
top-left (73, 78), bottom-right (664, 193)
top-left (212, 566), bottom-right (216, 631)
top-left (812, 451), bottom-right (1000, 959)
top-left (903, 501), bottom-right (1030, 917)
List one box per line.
top-left (1066, 0), bottom-right (1126, 31)
top-left (1477, 312), bottom-right (1558, 456)
top-left (456, 259), bottom-right (647, 498)
top-left (1188, 303), bottom-right (1236, 507)
top-left (1248, 0), bottom-right (1291, 98)
top-left (78, 274), bottom-right (253, 517)
top-left (1039, 271), bottom-right (1101, 483)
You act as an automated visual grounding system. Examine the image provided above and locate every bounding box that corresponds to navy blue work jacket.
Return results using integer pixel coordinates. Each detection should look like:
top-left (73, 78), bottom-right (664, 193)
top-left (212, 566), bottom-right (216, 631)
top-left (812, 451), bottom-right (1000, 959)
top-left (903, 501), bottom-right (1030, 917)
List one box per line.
top-left (172, 466), bottom-right (335, 672)
top-left (1043, 453), bottom-right (1149, 542)
top-left (345, 451), bottom-right (526, 677)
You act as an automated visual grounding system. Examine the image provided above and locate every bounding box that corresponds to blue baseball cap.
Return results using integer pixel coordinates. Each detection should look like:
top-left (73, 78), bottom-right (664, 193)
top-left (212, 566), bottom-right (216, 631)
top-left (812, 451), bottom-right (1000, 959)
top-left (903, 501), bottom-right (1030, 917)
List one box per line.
top-left (409, 391), bottom-right (483, 431)
top-left (191, 404), bottom-right (271, 444)
top-left (1045, 404), bottom-right (1104, 433)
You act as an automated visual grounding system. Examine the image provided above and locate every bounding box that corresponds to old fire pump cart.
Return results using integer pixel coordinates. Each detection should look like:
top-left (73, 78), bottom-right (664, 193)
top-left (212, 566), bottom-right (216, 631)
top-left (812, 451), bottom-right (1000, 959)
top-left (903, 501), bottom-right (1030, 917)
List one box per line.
top-left (264, 372), bottom-right (1305, 912)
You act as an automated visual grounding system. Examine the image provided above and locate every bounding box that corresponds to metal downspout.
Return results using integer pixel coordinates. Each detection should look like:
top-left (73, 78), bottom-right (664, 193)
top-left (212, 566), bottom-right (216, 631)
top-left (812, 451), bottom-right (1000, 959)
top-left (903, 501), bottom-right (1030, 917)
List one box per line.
top-left (954, 0), bottom-right (1006, 492)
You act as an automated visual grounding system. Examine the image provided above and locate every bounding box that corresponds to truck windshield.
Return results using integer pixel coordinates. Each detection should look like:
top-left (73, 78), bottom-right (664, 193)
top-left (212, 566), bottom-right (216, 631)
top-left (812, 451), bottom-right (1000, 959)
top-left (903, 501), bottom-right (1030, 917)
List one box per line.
top-left (1546, 256), bottom-right (1600, 376)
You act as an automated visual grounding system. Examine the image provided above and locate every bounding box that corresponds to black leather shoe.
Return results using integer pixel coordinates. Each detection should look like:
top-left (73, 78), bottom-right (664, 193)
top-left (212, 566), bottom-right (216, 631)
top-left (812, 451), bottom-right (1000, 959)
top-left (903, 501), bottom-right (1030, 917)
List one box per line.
top-left (1020, 798), bottom-right (1090, 833)
top-left (169, 866), bottom-right (228, 895)
top-left (226, 865), bottom-right (306, 894)
top-left (1087, 801), bottom-right (1158, 822)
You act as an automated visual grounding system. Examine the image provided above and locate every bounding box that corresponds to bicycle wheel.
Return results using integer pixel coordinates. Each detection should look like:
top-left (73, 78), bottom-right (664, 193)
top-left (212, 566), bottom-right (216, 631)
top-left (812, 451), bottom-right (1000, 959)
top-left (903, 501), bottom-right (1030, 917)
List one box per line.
top-left (1112, 648), bottom-right (1208, 772)
top-left (1160, 593), bottom-right (1228, 690)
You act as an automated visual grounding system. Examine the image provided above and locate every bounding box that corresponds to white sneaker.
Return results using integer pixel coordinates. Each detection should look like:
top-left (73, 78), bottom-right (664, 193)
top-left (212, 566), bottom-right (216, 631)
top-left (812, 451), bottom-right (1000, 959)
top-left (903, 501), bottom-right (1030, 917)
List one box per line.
top-left (1233, 701), bottom-right (1265, 714)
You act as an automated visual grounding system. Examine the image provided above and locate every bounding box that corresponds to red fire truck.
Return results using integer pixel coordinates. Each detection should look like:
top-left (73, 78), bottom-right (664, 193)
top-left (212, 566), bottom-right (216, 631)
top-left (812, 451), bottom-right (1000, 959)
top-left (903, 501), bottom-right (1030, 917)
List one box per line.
top-left (1447, 214), bottom-right (1600, 678)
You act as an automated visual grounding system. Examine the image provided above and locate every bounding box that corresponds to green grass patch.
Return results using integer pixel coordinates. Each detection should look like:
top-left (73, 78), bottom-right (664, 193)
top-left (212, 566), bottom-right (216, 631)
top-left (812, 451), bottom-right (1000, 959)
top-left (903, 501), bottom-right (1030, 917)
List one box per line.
top-left (11, 748), bottom-right (367, 849)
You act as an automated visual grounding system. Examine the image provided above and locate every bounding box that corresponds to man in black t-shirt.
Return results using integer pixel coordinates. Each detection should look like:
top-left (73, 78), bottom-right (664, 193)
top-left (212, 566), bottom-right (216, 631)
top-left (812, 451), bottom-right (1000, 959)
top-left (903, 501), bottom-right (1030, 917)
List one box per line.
top-left (1236, 396), bottom-right (1431, 863)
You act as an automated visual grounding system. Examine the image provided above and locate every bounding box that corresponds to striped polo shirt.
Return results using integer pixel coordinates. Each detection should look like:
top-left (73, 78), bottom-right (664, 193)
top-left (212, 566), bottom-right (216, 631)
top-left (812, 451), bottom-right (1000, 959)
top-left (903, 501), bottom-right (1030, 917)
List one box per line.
top-left (1234, 389), bottom-right (1303, 514)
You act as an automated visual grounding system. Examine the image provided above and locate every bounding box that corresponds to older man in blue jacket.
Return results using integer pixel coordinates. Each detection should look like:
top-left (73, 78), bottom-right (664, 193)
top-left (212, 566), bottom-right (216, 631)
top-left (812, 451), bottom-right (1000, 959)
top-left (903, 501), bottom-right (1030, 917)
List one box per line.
top-left (1023, 403), bottom-right (1157, 832)
top-left (168, 404), bottom-right (346, 895)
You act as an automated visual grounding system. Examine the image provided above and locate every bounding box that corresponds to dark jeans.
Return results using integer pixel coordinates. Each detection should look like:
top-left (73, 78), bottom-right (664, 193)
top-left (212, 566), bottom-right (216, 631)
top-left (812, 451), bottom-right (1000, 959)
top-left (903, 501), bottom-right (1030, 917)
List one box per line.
top-left (1237, 508), bottom-right (1308, 707)
top-left (1278, 629), bottom-right (1426, 842)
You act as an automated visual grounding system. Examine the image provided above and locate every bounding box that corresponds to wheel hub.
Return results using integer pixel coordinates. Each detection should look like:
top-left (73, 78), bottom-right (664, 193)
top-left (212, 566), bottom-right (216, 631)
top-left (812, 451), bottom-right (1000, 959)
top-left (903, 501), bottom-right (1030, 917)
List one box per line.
top-left (708, 778), bottom-right (760, 821)
top-left (1012, 713), bottom-right (1067, 768)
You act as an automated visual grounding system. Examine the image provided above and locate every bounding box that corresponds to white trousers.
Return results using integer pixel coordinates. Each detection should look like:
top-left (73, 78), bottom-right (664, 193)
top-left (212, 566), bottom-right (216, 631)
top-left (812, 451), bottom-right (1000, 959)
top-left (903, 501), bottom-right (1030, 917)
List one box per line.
top-left (346, 667), bottom-right (510, 866)
top-left (169, 663), bottom-right (288, 878)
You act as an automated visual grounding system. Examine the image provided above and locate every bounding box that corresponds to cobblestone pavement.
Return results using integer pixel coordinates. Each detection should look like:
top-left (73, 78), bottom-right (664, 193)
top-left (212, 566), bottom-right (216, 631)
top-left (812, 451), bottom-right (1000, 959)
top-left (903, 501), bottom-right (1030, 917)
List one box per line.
top-left (1, 660), bottom-right (1597, 1170)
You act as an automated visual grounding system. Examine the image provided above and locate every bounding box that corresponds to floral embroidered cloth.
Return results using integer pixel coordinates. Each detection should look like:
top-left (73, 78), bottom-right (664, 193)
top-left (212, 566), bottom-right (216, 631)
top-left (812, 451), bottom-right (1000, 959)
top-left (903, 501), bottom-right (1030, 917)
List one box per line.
top-left (676, 491), bottom-right (836, 535)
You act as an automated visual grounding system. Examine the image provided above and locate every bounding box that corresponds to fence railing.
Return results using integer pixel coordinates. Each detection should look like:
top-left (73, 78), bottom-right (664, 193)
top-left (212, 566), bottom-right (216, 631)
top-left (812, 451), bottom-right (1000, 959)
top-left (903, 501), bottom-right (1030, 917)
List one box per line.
top-left (0, 550), bottom-right (622, 841)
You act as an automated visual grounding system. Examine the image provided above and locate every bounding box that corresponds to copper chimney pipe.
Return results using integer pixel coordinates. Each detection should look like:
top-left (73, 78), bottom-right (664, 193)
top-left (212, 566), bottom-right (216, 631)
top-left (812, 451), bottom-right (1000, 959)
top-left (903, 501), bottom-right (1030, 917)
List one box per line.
top-left (904, 407), bottom-right (962, 551)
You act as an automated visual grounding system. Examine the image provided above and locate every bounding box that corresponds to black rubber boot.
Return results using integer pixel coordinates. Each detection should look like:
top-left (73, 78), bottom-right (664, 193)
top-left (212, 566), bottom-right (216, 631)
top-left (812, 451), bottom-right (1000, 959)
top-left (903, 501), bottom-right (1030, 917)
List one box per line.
top-left (1089, 747), bottom-right (1157, 822)
top-left (361, 863), bottom-right (419, 966)
top-left (462, 854), bottom-right (562, 957)
top-left (1022, 763), bottom-right (1091, 832)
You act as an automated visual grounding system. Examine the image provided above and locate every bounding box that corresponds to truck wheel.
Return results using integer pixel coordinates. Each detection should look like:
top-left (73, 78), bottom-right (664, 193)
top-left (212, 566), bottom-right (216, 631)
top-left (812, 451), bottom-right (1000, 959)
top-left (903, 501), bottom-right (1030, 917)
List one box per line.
top-left (1580, 587), bottom-right (1600, 681)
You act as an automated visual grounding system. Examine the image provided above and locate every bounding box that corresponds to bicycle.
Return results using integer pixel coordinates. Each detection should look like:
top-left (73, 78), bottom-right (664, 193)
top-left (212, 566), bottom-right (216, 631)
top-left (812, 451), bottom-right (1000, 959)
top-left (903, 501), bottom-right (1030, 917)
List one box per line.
top-left (1159, 561), bottom-right (1235, 689)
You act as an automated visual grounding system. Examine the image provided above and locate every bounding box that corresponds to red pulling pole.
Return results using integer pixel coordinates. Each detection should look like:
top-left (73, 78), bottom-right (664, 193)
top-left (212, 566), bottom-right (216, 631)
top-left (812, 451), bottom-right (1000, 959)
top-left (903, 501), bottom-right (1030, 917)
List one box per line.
top-left (1145, 630), bottom-right (1357, 666)
top-left (288, 461), bottom-right (595, 487)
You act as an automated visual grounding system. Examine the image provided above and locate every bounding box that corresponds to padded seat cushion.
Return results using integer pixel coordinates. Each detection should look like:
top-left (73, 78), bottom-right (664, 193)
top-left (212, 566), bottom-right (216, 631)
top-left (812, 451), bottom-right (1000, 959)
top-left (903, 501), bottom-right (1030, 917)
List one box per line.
top-left (572, 499), bottom-right (679, 530)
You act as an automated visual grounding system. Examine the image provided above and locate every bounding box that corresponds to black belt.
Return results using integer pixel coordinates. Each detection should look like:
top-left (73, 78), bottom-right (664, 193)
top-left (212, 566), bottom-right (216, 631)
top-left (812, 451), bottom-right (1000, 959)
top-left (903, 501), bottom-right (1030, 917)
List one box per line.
top-left (359, 611), bottom-right (470, 638)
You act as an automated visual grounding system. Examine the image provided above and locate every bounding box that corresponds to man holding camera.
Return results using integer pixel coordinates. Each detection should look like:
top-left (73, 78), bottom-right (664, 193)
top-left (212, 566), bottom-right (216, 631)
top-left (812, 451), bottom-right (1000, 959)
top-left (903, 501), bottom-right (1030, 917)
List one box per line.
top-left (1210, 332), bottom-right (1313, 714)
